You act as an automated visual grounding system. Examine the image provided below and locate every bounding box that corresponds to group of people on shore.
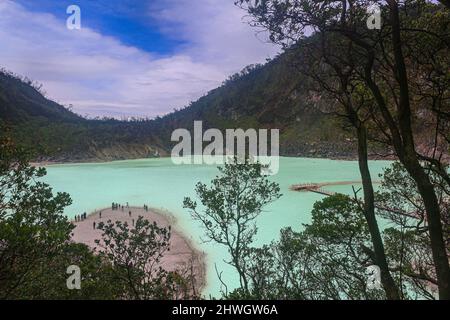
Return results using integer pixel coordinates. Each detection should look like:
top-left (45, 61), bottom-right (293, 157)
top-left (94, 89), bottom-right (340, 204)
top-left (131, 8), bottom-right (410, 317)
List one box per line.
top-left (74, 212), bottom-right (87, 222)
top-left (74, 203), bottom-right (150, 229)
top-left (111, 202), bottom-right (129, 211)
top-left (111, 202), bottom-right (150, 213)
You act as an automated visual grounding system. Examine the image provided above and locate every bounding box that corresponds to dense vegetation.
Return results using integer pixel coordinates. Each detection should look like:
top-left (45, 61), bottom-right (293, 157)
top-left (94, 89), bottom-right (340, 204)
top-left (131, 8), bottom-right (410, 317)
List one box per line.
top-left (199, 0), bottom-right (448, 300)
top-left (187, 159), bottom-right (448, 300)
top-left (0, 137), bottom-right (197, 299)
top-left (0, 46), bottom-right (365, 162)
top-left (0, 69), bottom-right (165, 161)
top-left (0, 0), bottom-right (448, 301)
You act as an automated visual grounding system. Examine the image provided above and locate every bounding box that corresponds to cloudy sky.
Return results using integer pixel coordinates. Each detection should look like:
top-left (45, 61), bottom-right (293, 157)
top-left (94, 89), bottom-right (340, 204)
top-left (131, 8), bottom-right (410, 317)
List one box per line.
top-left (0, 0), bottom-right (280, 118)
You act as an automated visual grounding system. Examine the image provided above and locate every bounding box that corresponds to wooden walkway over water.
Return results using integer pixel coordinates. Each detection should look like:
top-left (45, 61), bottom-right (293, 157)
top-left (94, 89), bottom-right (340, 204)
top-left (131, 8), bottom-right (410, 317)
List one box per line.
top-left (290, 182), bottom-right (423, 220)
top-left (290, 183), bottom-right (337, 196)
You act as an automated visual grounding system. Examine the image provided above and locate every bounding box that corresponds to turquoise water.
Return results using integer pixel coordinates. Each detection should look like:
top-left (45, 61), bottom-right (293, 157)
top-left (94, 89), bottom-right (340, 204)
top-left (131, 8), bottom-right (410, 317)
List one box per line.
top-left (43, 157), bottom-right (391, 297)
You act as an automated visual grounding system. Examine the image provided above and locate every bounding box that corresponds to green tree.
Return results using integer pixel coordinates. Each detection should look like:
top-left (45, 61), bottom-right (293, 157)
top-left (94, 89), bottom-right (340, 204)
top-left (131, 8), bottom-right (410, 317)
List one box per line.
top-left (231, 163), bottom-right (446, 300)
top-left (236, 0), bottom-right (450, 299)
top-left (231, 194), bottom-right (384, 300)
top-left (0, 136), bottom-right (118, 300)
top-left (0, 136), bottom-right (73, 299)
top-left (95, 216), bottom-right (195, 300)
top-left (1, 135), bottom-right (195, 300)
top-left (28, 242), bottom-right (119, 300)
top-left (377, 162), bottom-right (450, 299)
top-left (183, 158), bottom-right (281, 295)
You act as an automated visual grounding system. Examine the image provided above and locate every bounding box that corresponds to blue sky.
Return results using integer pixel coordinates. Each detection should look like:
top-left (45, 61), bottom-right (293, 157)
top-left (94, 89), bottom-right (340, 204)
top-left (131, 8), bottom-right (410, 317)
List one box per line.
top-left (0, 0), bottom-right (279, 118)
top-left (15, 0), bottom-right (186, 55)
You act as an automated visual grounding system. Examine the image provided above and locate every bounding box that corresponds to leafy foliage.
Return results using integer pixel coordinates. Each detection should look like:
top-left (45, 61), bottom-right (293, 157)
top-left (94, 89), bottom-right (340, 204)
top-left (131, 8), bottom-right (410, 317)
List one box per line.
top-left (184, 157), bottom-right (281, 295)
top-left (226, 194), bottom-right (384, 300)
top-left (215, 162), bottom-right (447, 300)
top-left (0, 136), bottom-right (74, 299)
top-left (0, 137), bottom-right (196, 299)
top-left (95, 217), bottom-right (196, 300)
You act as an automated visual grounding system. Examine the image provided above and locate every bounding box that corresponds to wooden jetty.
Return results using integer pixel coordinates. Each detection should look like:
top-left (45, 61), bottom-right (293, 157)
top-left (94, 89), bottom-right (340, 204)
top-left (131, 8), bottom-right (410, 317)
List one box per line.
top-left (290, 182), bottom-right (423, 220)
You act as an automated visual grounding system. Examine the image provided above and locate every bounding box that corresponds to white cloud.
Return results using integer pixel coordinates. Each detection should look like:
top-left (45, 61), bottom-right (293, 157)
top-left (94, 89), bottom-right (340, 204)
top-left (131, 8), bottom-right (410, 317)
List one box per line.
top-left (149, 0), bottom-right (279, 69)
top-left (0, 0), bottom-right (279, 118)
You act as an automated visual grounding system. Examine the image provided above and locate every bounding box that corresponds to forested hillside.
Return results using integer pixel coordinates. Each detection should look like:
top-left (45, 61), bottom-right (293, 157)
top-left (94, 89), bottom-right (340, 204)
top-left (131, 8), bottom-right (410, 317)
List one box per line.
top-left (0, 70), bottom-right (165, 161)
top-left (0, 48), bottom-right (364, 162)
top-left (153, 54), bottom-right (357, 158)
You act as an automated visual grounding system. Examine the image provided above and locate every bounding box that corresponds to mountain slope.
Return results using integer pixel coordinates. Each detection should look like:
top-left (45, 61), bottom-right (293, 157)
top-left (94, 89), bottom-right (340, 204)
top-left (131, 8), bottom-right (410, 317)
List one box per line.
top-left (0, 71), bottom-right (82, 123)
top-left (0, 50), bottom-right (357, 162)
top-left (152, 54), bottom-right (356, 158)
top-left (0, 70), bottom-right (165, 161)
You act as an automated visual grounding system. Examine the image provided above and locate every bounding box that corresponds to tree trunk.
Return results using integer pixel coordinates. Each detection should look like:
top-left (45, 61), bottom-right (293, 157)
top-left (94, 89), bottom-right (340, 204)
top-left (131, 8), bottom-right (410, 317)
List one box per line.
top-left (385, 0), bottom-right (450, 299)
top-left (356, 121), bottom-right (400, 300)
top-left (400, 154), bottom-right (450, 299)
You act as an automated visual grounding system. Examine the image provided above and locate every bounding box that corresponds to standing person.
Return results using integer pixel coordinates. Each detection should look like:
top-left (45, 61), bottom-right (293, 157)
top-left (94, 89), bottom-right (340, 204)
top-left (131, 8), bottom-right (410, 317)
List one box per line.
top-left (132, 219), bottom-right (135, 227)
top-left (93, 221), bottom-right (96, 230)
top-left (129, 211), bottom-right (132, 217)
top-left (99, 211), bottom-right (102, 219)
